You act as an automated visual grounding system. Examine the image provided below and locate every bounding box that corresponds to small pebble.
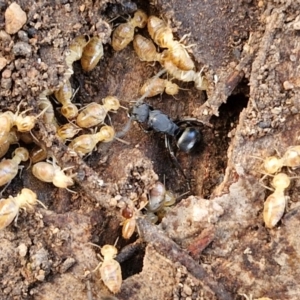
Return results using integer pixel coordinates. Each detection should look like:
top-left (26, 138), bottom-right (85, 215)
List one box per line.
top-left (13, 41), bottom-right (32, 57)
top-left (17, 243), bottom-right (28, 257)
top-left (0, 57), bottom-right (8, 71)
top-left (283, 80), bottom-right (294, 90)
top-left (0, 30), bottom-right (11, 41)
top-left (183, 284), bottom-right (192, 296)
top-left (17, 30), bottom-right (29, 42)
top-left (2, 69), bottom-right (11, 78)
top-left (5, 2), bottom-right (27, 34)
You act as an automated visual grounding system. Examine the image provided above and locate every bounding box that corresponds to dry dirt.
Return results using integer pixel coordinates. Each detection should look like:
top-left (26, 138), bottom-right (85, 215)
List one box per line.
top-left (1, 0), bottom-right (300, 299)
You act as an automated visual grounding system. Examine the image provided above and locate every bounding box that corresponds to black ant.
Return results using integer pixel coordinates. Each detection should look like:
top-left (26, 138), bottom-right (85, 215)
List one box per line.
top-left (116, 69), bottom-right (205, 194)
top-left (128, 102), bottom-right (203, 192)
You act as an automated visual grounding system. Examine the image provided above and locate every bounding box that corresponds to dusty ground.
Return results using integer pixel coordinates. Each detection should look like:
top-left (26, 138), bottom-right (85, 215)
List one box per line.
top-left (1, 0), bottom-right (300, 299)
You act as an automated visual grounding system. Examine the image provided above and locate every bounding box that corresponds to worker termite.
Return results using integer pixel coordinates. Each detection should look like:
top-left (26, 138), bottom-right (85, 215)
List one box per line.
top-left (254, 146), bottom-right (300, 175)
top-left (112, 9), bottom-right (148, 51)
top-left (81, 37), bottom-right (104, 72)
top-left (38, 90), bottom-right (58, 127)
top-left (133, 34), bottom-right (163, 62)
top-left (0, 188), bottom-right (46, 230)
top-left (147, 15), bottom-right (195, 71)
top-left (57, 123), bottom-right (82, 140)
top-left (76, 96), bottom-right (120, 128)
top-left (54, 79), bottom-right (79, 119)
top-left (164, 60), bottom-right (207, 90)
top-left (0, 112), bottom-right (13, 142)
top-left (263, 172), bottom-right (295, 229)
top-left (32, 160), bottom-right (75, 190)
top-left (0, 101), bottom-right (50, 134)
top-left (0, 147), bottom-right (29, 187)
top-left (0, 128), bottom-right (19, 159)
top-left (140, 77), bottom-right (180, 97)
top-left (89, 243), bottom-right (122, 294)
top-left (68, 125), bottom-right (115, 156)
top-left (65, 35), bottom-right (89, 75)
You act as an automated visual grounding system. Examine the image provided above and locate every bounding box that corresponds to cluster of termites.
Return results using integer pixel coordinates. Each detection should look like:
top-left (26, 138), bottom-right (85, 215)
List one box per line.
top-left (0, 8), bottom-right (206, 296)
top-left (121, 181), bottom-right (175, 240)
top-left (36, 35), bottom-right (120, 159)
top-left (112, 10), bottom-right (207, 95)
top-left (258, 146), bottom-right (300, 228)
top-left (0, 36), bottom-right (110, 231)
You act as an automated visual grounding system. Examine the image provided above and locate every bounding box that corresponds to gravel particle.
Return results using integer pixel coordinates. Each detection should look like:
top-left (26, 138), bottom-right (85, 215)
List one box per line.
top-left (183, 284), bottom-right (192, 296)
top-left (12, 41), bottom-right (32, 57)
top-left (0, 57), bottom-right (8, 71)
top-left (59, 257), bottom-right (76, 273)
top-left (1, 77), bottom-right (12, 90)
top-left (283, 80), bottom-right (294, 90)
top-left (17, 30), bottom-right (29, 42)
top-left (5, 2), bottom-right (27, 34)
top-left (0, 30), bottom-right (11, 41)
top-left (2, 69), bottom-right (11, 78)
top-left (17, 243), bottom-right (28, 257)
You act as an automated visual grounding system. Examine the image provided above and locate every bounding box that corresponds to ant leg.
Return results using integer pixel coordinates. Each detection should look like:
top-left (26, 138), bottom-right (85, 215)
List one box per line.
top-left (165, 135), bottom-right (191, 192)
top-left (86, 280), bottom-right (94, 300)
top-left (115, 118), bottom-right (132, 139)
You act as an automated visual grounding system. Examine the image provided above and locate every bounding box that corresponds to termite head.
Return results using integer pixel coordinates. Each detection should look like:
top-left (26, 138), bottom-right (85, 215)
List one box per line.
top-left (61, 104), bottom-right (78, 119)
top-left (263, 156), bottom-right (282, 174)
top-left (14, 147), bottom-right (29, 161)
top-left (165, 81), bottom-right (179, 95)
top-left (272, 173), bottom-right (290, 190)
top-left (101, 244), bottom-right (118, 259)
top-left (53, 170), bottom-right (74, 189)
top-left (103, 96), bottom-right (120, 111)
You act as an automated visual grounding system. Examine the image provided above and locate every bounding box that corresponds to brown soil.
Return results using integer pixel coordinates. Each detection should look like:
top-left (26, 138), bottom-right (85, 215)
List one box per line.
top-left (1, 0), bottom-right (300, 299)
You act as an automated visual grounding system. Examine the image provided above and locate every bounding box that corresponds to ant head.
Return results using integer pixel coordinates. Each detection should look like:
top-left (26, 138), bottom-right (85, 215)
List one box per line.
top-left (129, 103), bottom-right (150, 123)
top-left (176, 127), bottom-right (202, 153)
